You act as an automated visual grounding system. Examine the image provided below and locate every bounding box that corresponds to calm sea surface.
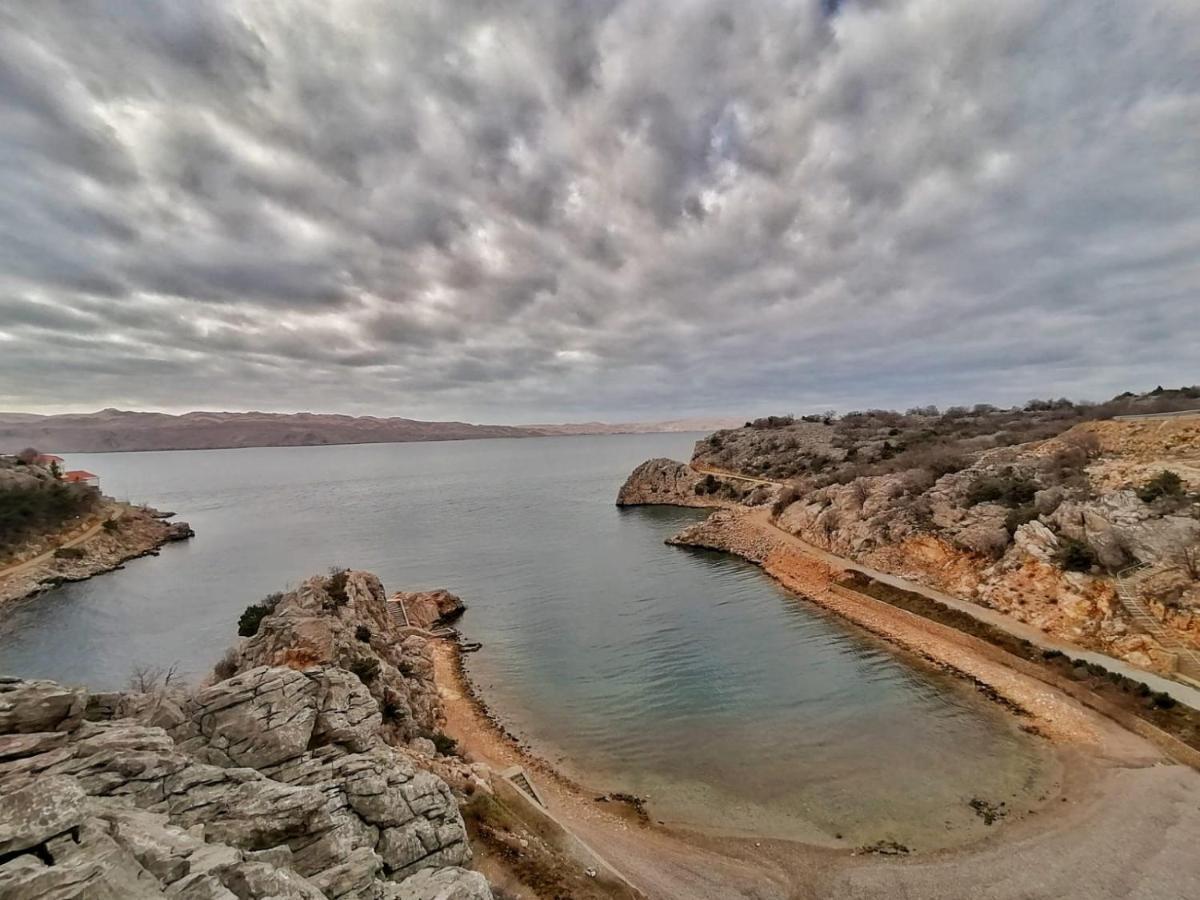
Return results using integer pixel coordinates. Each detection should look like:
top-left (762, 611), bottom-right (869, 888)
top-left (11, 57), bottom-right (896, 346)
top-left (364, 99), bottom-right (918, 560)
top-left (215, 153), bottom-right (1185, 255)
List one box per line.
top-left (0, 434), bottom-right (1053, 847)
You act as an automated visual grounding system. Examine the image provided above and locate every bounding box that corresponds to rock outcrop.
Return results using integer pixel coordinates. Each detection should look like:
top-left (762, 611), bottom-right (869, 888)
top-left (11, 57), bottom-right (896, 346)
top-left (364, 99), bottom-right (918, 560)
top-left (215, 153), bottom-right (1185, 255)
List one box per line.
top-left (0, 570), bottom-right (495, 900)
top-left (624, 414), bottom-right (1200, 676)
top-left (616, 458), bottom-right (773, 508)
top-left (226, 571), bottom-right (441, 744)
top-left (389, 590), bottom-right (465, 631)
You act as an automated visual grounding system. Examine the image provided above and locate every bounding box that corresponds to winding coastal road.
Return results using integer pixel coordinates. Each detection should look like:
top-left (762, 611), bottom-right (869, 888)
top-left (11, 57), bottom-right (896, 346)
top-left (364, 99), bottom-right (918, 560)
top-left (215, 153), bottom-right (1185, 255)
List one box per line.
top-left (694, 464), bottom-right (1200, 707)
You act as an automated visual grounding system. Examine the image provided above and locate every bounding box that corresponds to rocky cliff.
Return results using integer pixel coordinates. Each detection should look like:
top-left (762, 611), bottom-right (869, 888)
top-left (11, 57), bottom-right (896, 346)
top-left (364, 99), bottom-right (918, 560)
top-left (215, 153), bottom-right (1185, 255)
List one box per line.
top-left (622, 413), bottom-right (1200, 677)
top-left (616, 458), bottom-right (774, 508)
top-left (0, 571), bottom-right (495, 900)
top-left (388, 590), bottom-right (465, 631)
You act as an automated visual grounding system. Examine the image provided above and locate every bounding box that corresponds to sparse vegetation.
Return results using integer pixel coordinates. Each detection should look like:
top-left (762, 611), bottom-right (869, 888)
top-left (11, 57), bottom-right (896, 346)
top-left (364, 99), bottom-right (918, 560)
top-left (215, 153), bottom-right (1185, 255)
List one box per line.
top-left (693, 386), bottom-right (1200, 487)
top-left (1004, 504), bottom-right (1039, 535)
top-left (419, 729), bottom-right (458, 756)
top-left (127, 663), bottom-right (178, 694)
top-left (1137, 470), bottom-right (1184, 503)
top-left (213, 647), bottom-right (239, 681)
top-left (0, 481), bottom-right (98, 553)
top-left (966, 472), bottom-right (1038, 508)
top-left (53, 545), bottom-right (86, 559)
top-left (349, 657), bottom-right (380, 683)
top-left (355, 624), bottom-right (372, 643)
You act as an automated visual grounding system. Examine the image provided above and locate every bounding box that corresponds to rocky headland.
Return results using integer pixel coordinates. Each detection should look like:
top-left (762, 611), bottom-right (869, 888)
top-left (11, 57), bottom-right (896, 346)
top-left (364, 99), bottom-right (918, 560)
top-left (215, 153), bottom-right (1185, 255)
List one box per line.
top-left (0, 570), bottom-right (496, 900)
top-left (620, 405), bottom-right (1200, 683)
top-left (0, 455), bottom-right (194, 606)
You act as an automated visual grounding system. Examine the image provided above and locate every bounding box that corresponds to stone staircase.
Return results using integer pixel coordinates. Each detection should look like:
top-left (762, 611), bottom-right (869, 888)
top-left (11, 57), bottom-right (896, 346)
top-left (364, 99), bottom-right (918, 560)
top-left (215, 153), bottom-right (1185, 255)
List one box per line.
top-left (1115, 563), bottom-right (1200, 684)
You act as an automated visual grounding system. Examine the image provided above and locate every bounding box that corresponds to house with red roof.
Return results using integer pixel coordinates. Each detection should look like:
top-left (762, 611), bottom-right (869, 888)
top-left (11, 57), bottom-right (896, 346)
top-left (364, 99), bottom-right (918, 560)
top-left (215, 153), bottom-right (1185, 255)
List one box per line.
top-left (63, 470), bottom-right (99, 487)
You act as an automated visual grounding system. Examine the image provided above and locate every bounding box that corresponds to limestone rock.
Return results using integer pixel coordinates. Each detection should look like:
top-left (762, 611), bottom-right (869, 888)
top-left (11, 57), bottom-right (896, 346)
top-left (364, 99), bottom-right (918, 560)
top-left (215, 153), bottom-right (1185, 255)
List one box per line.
top-left (228, 572), bottom-right (440, 743)
top-left (0, 677), bottom-right (87, 734)
top-left (187, 667), bottom-right (317, 769)
top-left (390, 866), bottom-right (492, 900)
top-left (0, 775), bottom-right (87, 856)
top-left (616, 458), bottom-right (706, 507)
top-left (0, 570), bottom-right (491, 900)
top-left (390, 590), bottom-right (465, 630)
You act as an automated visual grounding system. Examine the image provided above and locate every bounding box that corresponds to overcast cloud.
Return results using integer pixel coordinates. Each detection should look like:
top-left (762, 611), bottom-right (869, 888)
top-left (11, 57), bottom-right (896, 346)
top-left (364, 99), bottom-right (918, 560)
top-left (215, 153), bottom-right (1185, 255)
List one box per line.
top-left (1, 0), bottom-right (1198, 421)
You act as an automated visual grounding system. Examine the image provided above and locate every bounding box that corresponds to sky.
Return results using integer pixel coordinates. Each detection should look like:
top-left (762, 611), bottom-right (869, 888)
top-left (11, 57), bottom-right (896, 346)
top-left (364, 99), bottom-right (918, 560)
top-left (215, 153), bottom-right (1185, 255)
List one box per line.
top-left (1, 1), bottom-right (1198, 423)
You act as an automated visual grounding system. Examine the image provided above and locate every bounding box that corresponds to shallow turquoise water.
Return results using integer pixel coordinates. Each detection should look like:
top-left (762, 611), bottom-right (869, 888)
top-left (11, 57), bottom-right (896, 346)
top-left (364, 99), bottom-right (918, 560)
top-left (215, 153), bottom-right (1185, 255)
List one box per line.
top-left (0, 434), bottom-right (1053, 847)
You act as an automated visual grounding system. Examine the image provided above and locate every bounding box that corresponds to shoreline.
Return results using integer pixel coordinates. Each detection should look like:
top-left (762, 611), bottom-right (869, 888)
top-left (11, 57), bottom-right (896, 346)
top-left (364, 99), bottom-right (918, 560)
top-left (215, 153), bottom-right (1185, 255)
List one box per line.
top-left (0, 501), bottom-right (193, 606)
top-left (436, 505), bottom-right (1200, 897)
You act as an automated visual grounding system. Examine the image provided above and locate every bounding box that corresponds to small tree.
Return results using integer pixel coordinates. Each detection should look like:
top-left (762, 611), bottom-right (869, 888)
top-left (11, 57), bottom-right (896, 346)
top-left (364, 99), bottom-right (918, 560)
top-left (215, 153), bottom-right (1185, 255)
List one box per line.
top-left (16, 447), bottom-right (39, 465)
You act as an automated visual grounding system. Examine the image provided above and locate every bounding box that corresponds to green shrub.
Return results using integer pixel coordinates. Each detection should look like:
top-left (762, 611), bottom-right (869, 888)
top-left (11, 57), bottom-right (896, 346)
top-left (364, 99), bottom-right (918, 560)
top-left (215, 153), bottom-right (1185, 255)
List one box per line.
top-left (966, 474), bottom-right (1038, 507)
top-left (53, 546), bottom-right (86, 559)
top-left (1137, 470), bottom-right (1184, 503)
top-left (326, 568), bottom-right (350, 605)
top-left (349, 657), bottom-right (380, 684)
top-left (1152, 692), bottom-right (1178, 709)
top-left (381, 698), bottom-right (403, 722)
top-left (237, 591), bottom-right (283, 637)
top-left (355, 624), bottom-right (372, 643)
top-left (422, 729), bottom-right (458, 756)
top-left (101, 518), bottom-right (119, 533)
top-left (237, 604), bottom-right (272, 637)
top-left (1004, 504), bottom-right (1039, 534)
top-left (0, 483), bottom-right (96, 551)
top-left (1057, 537), bottom-right (1098, 572)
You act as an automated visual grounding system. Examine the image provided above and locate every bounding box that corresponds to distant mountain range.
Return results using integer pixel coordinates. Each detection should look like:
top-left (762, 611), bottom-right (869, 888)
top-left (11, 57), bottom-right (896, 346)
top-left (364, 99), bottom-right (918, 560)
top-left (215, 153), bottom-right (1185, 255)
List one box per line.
top-left (0, 409), bottom-right (741, 453)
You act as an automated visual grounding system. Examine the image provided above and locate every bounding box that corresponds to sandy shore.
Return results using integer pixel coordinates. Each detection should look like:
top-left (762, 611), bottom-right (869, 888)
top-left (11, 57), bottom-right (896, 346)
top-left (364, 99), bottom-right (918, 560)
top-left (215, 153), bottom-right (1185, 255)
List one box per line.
top-left (434, 506), bottom-right (1200, 898)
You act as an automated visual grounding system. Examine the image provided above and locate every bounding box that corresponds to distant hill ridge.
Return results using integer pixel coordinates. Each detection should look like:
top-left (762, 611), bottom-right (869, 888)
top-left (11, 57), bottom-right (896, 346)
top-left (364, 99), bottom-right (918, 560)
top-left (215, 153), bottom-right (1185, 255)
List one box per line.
top-left (0, 409), bottom-right (741, 453)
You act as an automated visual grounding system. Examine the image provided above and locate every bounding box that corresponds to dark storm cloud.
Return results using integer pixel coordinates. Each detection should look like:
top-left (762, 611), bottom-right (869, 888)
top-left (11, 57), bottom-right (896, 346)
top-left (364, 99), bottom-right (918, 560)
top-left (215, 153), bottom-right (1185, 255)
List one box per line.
top-left (2, 0), bottom-right (1198, 420)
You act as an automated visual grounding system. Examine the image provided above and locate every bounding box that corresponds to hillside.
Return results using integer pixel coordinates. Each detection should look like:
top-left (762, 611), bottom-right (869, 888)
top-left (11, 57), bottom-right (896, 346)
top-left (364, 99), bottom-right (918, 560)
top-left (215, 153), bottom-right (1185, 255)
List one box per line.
top-left (0, 409), bottom-right (544, 453)
top-left (623, 388), bottom-right (1200, 682)
top-left (0, 409), bottom-right (738, 453)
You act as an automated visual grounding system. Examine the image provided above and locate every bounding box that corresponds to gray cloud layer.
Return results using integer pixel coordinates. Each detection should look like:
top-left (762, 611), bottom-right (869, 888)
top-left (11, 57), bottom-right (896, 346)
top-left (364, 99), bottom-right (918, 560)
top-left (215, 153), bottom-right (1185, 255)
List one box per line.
top-left (2, 1), bottom-right (1198, 420)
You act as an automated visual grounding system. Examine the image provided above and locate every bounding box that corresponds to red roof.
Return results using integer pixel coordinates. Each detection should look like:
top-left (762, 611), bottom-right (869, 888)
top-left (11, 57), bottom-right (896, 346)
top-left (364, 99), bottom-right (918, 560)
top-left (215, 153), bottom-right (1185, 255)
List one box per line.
top-left (63, 470), bottom-right (98, 482)
top-left (35, 454), bottom-right (64, 463)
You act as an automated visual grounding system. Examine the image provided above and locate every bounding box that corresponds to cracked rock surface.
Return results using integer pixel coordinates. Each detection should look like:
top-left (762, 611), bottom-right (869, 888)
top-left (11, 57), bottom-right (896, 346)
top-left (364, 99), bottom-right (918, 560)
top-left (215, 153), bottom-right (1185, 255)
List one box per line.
top-left (0, 571), bottom-right (492, 900)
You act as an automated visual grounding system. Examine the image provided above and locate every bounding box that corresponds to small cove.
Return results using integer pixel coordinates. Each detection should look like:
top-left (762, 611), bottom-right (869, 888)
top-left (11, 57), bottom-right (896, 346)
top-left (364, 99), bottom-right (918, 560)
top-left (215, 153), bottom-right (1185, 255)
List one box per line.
top-left (0, 434), bottom-right (1055, 849)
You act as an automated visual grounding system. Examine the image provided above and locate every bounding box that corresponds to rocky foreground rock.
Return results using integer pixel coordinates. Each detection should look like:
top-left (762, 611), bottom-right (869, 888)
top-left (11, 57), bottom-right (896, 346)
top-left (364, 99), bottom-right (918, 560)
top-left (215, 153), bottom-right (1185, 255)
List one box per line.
top-left (0, 570), bottom-right (493, 900)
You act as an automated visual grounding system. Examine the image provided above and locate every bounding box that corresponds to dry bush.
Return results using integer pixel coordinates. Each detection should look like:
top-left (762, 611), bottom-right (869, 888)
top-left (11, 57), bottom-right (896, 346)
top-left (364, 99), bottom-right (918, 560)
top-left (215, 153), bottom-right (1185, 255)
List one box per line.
top-left (213, 647), bottom-right (239, 681)
top-left (128, 663), bottom-right (179, 694)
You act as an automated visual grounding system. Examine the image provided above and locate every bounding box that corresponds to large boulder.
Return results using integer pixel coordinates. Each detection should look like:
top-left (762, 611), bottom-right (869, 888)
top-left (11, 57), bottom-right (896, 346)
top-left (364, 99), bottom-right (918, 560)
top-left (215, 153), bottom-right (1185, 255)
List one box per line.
top-left (389, 866), bottom-right (492, 900)
top-left (390, 590), bottom-right (465, 631)
top-left (616, 458), bottom-right (707, 506)
top-left (0, 776), bottom-right (87, 856)
top-left (0, 677), bottom-right (87, 734)
top-left (185, 667), bottom-right (318, 769)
